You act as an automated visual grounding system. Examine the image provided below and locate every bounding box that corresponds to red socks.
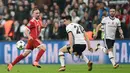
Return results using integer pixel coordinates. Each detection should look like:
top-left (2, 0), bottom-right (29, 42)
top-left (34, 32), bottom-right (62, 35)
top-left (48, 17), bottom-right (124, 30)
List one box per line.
top-left (12, 54), bottom-right (25, 66)
top-left (35, 49), bottom-right (45, 62)
top-left (11, 49), bottom-right (45, 66)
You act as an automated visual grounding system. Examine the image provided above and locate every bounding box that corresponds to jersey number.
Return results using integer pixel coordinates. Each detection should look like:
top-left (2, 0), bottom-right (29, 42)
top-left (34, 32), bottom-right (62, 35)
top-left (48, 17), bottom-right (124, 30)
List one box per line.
top-left (75, 26), bottom-right (84, 34)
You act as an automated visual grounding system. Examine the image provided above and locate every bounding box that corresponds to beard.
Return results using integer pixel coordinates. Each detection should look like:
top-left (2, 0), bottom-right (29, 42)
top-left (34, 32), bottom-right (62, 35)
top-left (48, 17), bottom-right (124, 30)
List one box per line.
top-left (110, 14), bottom-right (115, 17)
top-left (36, 16), bottom-right (40, 20)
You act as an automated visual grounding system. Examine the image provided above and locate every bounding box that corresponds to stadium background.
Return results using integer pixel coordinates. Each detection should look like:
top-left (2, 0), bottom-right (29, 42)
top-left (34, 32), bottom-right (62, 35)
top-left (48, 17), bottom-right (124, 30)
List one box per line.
top-left (0, 0), bottom-right (130, 73)
top-left (0, 0), bottom-right (130, 41)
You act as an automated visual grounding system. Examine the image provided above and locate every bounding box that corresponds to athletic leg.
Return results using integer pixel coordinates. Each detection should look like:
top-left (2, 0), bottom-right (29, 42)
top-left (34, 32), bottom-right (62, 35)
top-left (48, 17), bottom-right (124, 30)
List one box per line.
top-left (58, 45), bottom-right (71, 71)
top-left (7, 49), bottom-right (31, 71)
top-left (33, 39), bottom-right (46, 68)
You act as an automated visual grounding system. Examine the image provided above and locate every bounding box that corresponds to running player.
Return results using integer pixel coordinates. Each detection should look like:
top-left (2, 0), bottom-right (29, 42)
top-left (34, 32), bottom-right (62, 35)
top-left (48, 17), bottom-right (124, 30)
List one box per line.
top-left (93, 7), bottom-right (124, 69)
top-left (58, 15), bottom-right (93, 71)
top-left (7, 8), bottom-right (46, 71)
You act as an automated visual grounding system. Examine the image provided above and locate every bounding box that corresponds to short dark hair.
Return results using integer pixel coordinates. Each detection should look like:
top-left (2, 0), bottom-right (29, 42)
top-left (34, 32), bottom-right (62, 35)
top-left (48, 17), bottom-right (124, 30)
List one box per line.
top-left (109, 6), bottom-right (116, 10)
top-left (32, 7), bottom-right (39, 13)
top-left (62, 15), bottom-right (72, 21)
top-left (110, 7), bottom-right (115, 10)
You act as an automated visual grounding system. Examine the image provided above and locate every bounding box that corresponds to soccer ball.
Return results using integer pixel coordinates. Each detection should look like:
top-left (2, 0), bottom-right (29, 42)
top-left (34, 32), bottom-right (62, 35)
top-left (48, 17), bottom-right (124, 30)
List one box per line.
top-left (16, 40), bottom-right (25, 50)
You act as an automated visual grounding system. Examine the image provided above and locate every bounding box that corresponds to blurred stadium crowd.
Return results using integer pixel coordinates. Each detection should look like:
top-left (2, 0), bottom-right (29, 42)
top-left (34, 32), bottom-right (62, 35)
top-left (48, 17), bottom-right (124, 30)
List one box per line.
top-left (0, 0), bottom-right (130, 41)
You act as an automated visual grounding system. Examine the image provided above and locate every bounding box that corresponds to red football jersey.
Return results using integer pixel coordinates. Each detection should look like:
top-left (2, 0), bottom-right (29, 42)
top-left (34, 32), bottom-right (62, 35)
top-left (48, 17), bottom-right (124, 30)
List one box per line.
top-left (27, 18), bottom-right (42, 39)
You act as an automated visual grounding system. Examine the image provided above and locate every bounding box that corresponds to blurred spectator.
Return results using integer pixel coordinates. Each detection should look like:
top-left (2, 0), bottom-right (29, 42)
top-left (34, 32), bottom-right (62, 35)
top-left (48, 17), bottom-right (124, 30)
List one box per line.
top-left (80, 11), bottom-right (93, 31)
top-left (44, 19), bottom-right (53, 40)
top-left (20, 19), bottom-right (28, 40)
top-left (121, 9), bottom-right (130, 27)
top-left (0, 0), bottom-right (129, 40)
top-left (58, 13), bottom-right (68, 40)
top-left (0, 15), bottom-right (6, 40)
top-left (78, 2), bottom-right (88, 18)
top-left (58, 22), bottom-right (67, 40)
top-left (48, 11), bottom-right (54, 20)
top-left (15, 6), bottom-right (26, 24)
top-left (42, 4), bottom-right (49, 20)
top-left (115, 10), bottom-right (122, 20)
top-left (54, 12), bottom-right (60, 21)
top-left (70, 2), bottom-right (79, 16)
top-left (120, 9), bottom-right (129, 38)
top-left (98, 2), bottom-right (109, 20)
top-left (71, 11), bottom-right (80, 23)
top-left (87, 1), bottom-right (97, 20)
top-left (14, 20), bottom-right (20, 40)
top-left (53, 2), bottom-right (60, 14)
top-left (92, 15), bottom-right (100, 25)
top-left (56, 0), bottom-right (66, 13)
top-left (4, 18), bottom-right (14, 41)
top-left (0, 1), bottom-right (5, 15)
top-left (64, 4), bottom-right (71, 15)
top-left (3, 7), bottom-right (11, 20)
top-left (50, 21), bottom-right (60, 39)
top-left (24, 0), bottom-right (31, 19)
top-left (86, 31), bottom-right (93, 40)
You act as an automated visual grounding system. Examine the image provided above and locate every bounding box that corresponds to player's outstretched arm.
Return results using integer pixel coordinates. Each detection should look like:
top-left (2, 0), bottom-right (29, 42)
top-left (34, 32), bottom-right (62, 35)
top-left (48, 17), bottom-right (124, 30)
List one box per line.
top-left (25, 26), bottom-right (33, 40)
top-left (84, 31), bottom-right (93, 52)
top-left (93, 23), bottom-right (102, 39)
top-left (118, 27), bottom-right (124, 39)
top-left (68, 32), bottom-right (73, 54)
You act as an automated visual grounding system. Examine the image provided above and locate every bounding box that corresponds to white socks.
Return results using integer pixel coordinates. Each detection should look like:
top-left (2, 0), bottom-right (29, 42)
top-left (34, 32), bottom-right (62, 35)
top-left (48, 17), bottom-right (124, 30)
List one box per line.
top-left (98, 45), bottom-right (107, 53)
top-left (108, 51), bottom-right (116, 66)
top-left (59, 51), bottom-right (65, 67)
top-left (98, 45), bottom-right (116, 66)
top-left (82, 54), bottom-right (89, 64)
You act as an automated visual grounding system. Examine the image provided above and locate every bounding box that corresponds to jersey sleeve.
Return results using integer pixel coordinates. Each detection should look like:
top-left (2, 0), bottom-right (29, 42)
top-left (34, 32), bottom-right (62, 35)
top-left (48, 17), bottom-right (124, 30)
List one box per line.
top-left (101, 17), bottom-right (106, 25)
top-left (117, 19), bottom-right (121, 27)
top-left (66, 25), bottom-right (72, 33)
top-left (26, 20), bottom-right (35, 30)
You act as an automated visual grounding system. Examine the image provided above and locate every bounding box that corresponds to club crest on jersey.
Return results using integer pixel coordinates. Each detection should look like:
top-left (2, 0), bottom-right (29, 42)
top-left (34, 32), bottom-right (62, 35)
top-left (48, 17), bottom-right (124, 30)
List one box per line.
top-left (112, 22), bottom-right (114, 24)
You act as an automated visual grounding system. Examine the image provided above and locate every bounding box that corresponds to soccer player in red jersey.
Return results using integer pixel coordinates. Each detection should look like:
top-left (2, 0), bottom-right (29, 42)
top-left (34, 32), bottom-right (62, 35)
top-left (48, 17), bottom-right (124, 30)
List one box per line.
top-left (7, 8), bottom-right (46, 71)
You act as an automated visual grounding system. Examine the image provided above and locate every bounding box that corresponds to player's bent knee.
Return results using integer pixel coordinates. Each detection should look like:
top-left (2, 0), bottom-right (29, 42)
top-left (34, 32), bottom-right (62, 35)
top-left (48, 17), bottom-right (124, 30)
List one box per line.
top-left (59, 49), bottom-right (63, 52)
top-left (59, 46), bottom-right (68, 52)
top-left (22, 50), bottom-right (31, 57)
top-left (41, 47), bottom-right (46, 51)
top-left (59, 51), bottom-right (64, 56)
top-left (38, 44), bottom-right (46, 51)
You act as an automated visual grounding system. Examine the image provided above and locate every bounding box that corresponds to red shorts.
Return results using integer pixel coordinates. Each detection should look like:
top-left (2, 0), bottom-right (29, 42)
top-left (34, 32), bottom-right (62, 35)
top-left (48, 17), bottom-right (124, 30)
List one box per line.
top-left (25, 39), bottom-right (42, 50)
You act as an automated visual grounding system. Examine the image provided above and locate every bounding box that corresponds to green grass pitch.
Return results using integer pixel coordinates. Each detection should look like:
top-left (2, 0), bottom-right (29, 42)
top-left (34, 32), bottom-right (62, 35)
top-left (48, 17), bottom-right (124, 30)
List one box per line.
top-left (1, 64), bottom-right (130, 73)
